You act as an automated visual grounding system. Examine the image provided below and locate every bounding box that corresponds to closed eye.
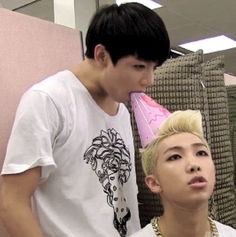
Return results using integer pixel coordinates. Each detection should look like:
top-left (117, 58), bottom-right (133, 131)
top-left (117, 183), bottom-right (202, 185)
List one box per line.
top-left (196, 150), bottom-right (209, 157)
top-left (167, 154), bottom-right (181, 161)
top-left (133, 64), bottom-right (145, 70)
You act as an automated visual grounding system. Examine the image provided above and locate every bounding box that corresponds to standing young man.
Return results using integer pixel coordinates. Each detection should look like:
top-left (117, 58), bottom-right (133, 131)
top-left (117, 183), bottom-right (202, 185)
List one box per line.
top-left (0, 3), bottom-right (170, 237)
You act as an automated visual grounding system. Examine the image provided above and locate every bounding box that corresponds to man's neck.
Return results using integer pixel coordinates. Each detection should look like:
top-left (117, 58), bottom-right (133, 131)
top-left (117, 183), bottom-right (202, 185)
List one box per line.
top-left (72, 60), bottom-right (120, 116)
top-left (159, 205), bottom-right (210, 237)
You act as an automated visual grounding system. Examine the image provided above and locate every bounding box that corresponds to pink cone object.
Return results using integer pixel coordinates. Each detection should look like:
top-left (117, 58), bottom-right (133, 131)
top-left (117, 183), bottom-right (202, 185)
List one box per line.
top-left (130, 92), bottom-right (171, 148)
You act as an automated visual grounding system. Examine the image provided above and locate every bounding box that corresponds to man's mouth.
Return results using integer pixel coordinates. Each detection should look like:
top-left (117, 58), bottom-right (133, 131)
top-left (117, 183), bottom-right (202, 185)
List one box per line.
top-left (188, 176), bottom-right (207, 187)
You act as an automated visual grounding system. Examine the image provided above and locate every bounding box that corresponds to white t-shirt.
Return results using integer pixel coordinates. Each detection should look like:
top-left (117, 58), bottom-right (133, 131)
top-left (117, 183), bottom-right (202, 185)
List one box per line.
top-left (129, 220), bottom-right (236, 237)
top-left (1, 70), bottom-right (140, 237)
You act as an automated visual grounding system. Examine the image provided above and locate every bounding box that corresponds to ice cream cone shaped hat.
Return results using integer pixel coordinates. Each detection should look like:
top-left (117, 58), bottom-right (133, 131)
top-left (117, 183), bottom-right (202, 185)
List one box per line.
top-left (130, 92), bottom-right (171, 148)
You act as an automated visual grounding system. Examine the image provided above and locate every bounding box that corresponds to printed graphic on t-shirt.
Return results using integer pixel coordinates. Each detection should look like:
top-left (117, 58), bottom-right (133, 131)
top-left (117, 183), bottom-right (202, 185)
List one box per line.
top-left (84, 128), bottom-right (132, 237)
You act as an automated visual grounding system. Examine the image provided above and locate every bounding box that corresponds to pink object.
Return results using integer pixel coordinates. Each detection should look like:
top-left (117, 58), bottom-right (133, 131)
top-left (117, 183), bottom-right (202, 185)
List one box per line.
top-left (0, 8), bottom-right (83, 167)
top-left (130, 92), bottom-right (171, 148)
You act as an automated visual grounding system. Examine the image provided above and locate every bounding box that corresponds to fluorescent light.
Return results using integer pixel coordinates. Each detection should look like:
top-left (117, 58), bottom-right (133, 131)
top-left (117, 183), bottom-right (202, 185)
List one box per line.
top-left (171, 49), bottom-right (185, 56)
top-left (116, 0), bottom-right (162, 10)
top-left (179, 35), bottom-right (236, 54)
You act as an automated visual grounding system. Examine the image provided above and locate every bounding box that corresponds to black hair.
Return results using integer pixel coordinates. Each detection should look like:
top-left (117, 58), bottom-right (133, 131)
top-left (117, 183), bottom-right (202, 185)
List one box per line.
top-left (85, 3), bottom-right (170, 66)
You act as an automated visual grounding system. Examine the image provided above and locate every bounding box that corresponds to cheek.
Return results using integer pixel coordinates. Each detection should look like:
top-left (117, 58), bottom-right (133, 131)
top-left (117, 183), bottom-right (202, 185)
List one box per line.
top-left (206, 162), bottom-right (216, 188)
top-left (211, 165), bottom-right (216, 183)
top-left (157, 167), bottom-right (179, 187)
top-left (209, 160), bottom-right (216, 175)
top-left (103, 70), bottom-right (121, 90)
top-left (111, 71), bottom-right (129, 88)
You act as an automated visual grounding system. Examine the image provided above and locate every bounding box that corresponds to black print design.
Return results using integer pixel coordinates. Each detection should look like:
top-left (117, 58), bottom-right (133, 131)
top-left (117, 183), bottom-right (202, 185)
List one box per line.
top-left (84, 128), bottom-right (132, 237)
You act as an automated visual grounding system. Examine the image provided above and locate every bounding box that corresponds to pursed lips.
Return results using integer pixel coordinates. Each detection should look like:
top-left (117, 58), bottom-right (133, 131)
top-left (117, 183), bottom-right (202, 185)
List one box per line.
top-left (188, 176), bottom-right (207, 185)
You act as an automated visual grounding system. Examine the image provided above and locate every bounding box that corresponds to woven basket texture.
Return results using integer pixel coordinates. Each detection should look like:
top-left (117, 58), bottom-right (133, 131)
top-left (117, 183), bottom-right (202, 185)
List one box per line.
top-left (203, 57), bottom-right (236, 227)
top-left (226, 85), bottom-right (236, 190)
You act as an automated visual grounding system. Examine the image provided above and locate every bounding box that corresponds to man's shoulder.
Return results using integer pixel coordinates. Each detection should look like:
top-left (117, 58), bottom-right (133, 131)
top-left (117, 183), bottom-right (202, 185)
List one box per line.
top-left (214, 220), bottom-right (236, 236)
top-left (129, 224), bottom-right (155, 237)
top-left (27, 70), bottom-right (82, 98)
top-left (35, 70), bottom-right (76, 88)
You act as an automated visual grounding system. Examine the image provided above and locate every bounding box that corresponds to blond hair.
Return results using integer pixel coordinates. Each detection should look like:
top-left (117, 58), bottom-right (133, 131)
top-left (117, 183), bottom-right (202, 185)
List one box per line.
top-left (141, 110), bottom-right (209, 176)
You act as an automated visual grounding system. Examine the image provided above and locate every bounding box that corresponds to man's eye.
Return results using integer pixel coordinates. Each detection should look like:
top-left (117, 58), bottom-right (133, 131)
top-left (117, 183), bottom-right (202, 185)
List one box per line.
top-left (197, 150), bottom-right (208, 157)
top-left (134, 65), bottom-right (145, 69)
top-left (167, 154), bottom-right (181, 161)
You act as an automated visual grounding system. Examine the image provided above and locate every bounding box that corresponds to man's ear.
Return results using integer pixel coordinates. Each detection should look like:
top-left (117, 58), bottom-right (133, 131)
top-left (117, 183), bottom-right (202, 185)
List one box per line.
top-left (145, 175), bottom-right (162, 194)
top-left (94, 44), bottom-right (108, 66)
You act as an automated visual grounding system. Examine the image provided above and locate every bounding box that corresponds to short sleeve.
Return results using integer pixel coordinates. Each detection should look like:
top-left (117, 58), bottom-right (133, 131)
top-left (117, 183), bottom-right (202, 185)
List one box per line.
top-left (1, 89), bottom-right (61, 182)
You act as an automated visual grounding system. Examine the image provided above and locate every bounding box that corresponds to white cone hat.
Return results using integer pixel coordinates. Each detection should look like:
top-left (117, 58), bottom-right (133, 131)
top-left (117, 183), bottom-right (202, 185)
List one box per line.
top-left (130, 92), bottom-right (171, 148)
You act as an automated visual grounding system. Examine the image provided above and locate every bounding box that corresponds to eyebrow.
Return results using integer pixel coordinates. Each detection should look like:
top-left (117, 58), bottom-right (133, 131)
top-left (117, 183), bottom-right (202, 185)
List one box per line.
top-left (163, 142), bottom-right (208, 155)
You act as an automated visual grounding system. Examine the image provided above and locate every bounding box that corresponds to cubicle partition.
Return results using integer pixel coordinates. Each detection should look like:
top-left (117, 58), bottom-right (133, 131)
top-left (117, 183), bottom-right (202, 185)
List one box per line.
top-left (0, 8), bottom-right (83, 236)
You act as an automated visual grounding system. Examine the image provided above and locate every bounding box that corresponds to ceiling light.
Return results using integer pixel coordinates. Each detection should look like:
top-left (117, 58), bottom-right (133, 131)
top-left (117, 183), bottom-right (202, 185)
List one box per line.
top-left (179, 35), bottom-right (236, 54)
top-left (116, 0), bottom-right (162, 10)
top-left (171, 49), bottom-right (185, 56)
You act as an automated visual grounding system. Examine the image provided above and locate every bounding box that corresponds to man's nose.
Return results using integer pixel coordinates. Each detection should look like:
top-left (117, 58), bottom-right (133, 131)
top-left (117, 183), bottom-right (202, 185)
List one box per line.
top-left (141, 70), bottom-right (155, 87)
top-left (187, 164), bottom-right (201, 173)
top-left (186, 156), bottom-right (201, 173)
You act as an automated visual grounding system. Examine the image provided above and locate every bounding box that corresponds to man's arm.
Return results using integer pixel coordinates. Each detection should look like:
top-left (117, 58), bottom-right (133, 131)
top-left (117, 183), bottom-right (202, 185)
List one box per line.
top-left (0, 167), bottom-right (45, 237)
